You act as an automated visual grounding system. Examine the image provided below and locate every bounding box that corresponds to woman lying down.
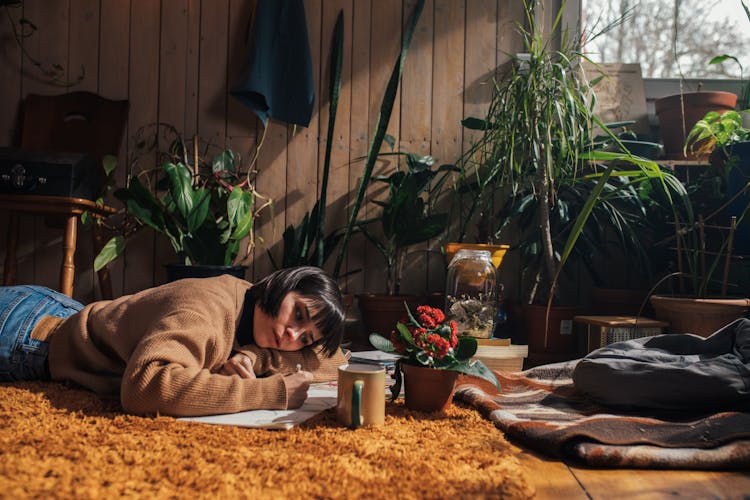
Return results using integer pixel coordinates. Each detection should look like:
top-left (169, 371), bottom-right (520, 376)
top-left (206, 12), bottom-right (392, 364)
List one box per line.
top-left (0, 266), bottom-right (348, 417)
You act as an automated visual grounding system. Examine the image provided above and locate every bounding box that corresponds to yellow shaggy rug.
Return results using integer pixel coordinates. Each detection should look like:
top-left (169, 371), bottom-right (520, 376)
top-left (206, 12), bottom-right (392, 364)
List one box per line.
top-left (0, 382), bottom-right (533, 499)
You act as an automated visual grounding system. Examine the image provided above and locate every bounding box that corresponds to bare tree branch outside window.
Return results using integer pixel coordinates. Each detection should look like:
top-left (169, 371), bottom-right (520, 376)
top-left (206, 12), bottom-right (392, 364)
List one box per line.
top-left (583, 0), bottom-right (750, 79)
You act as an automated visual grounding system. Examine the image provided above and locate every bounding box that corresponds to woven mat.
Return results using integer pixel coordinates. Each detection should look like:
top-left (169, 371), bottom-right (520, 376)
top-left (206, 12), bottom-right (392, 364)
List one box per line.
top-left (455, 361), bottom-right (750, 469)
top-left (0, 381), bottom-right (533, 499)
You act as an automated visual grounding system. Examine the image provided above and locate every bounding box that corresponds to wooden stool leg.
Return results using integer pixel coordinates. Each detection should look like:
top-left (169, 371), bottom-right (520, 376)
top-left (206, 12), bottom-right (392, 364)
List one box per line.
top-left (60, 215), bottom-right (77, 297)
top-left (92, 226), bottom-right (113, 300)
top-left (3, 212), bottom-right (19, 285)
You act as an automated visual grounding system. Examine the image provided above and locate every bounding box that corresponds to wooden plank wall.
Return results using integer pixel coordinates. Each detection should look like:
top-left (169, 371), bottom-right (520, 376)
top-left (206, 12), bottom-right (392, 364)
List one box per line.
top-left (0, 0), bottom-right (526, 303)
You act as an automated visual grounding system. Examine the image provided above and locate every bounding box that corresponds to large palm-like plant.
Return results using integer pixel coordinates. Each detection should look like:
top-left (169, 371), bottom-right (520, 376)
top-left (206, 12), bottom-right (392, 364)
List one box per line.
top-left (456, 0), bottom-right (683, 306)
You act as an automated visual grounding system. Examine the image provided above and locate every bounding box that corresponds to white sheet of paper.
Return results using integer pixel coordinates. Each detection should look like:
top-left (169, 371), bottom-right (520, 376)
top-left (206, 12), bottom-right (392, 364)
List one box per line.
top-left (179, 382), bottom-right (339, 430)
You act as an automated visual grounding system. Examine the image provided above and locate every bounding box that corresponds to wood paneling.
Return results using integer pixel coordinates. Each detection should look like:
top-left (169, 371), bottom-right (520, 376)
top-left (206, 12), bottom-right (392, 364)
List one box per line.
top-left (98, 0), bottom-right (131, 300)
top-left (22, 0), bottom-right (70, 294)
top-left (400, 0), bottom-right (434, 295)
top-left (123, 0), bottom-right (160, 295)
top-left (0, 0), bottom-right (526, 302)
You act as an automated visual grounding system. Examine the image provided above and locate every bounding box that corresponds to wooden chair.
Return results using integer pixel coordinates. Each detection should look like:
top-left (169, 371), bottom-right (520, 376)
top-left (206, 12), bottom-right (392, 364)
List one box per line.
top-left (0, 91), bottom-right (128, 299)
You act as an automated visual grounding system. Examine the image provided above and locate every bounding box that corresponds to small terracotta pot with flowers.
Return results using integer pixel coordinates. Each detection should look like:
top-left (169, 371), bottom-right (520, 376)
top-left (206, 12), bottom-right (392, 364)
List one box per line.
top-left (369, 304), bottom-right (500, 412)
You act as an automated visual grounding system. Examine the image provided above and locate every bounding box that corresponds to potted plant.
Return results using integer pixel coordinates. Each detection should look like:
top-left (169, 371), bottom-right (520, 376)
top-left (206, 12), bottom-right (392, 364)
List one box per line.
top-left (647, 106), bottom-right (750, 336)
top-left (685, 109), bottom-right (750, 250)
top-left (355, 150), bottom-right (458, 336)
top-left (369, 304), bottom-right (499, 412)
top-left (648, 201), bottom-right (750, 336)
top-left (654, 91), bottom-right (738, 160)
top-left (455, 1), bottom-right (678, 354)
top-left (94, 131), bottom-right (269, 281)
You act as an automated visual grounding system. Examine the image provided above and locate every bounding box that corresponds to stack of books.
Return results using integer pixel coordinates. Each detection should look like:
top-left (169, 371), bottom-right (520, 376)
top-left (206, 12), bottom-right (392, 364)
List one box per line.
top-left (472, 338), bottom-right (529, 372)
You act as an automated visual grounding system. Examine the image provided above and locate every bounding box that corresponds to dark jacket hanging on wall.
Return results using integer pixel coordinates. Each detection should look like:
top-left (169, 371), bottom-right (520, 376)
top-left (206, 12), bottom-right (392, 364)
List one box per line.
top-left (231, 0), bottom-right (315, 127)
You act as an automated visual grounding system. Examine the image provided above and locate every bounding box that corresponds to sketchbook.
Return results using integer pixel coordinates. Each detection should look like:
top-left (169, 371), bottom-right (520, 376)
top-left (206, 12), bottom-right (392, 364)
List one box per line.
top-left (179, 382), bottom-right (339, 430)
top-left (348, 350), bottom-right (401, 366)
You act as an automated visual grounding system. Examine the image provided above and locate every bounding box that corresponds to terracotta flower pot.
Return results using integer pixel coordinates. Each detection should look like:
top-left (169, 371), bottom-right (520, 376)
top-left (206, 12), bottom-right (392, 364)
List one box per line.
top-left (520, 304), bottom-right (577, 354)
top-left (654, 91), bottom-right (737, 160)
top-left (356, 293), bottom-right (420, 337)
top-left (401, 363), bottom-right (458, 412)
top-left (650, 295), bottom-right (750, 337)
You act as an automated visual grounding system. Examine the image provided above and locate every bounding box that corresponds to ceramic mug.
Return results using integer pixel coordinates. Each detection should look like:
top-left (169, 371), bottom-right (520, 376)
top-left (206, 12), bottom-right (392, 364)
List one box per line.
top-left (336, 364), bottom-right (386, 428)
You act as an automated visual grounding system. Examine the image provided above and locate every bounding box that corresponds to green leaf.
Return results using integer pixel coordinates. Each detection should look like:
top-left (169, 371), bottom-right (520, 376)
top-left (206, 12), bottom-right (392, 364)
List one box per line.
top-left (450, 359), bottom-right (500, 389)
top-left (708, 54), bottom-right (739, 66)
top-left (212, 150), bottom-right (236, 174)
top-left (333, 0), bottom-right (424, 279)
top-left (227, 188), bottom-right (255, 240)
top-left (115, 178), bottom-right (167, 233)
top-left (164, 162), bottom-right (197, 221)
top-left (397, 322), bottom-right (416, 346)
top-left (454, 336), bottom-right (477, 360)
top-left (185, 188), bottom-right (210, 232)
top-left (102, 155), bottom-right (117, 176)
top-left (94, 236), bottom-right (126, 271)
top-left (461, 117), bottom-right (490, 130)
top-left (316, 10), bottom-right (344, 267)
top-left (369, 333), bottom-right (395, 352)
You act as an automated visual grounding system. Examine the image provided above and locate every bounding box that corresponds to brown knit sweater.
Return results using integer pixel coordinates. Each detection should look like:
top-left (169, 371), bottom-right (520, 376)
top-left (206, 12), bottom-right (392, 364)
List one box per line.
top-left (44, 275), bottom-right (346, 417)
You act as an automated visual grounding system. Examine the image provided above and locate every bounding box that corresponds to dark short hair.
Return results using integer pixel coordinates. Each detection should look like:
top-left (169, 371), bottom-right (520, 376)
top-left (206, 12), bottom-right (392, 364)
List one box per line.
top-left (249, 266), bottom-right (345, 356)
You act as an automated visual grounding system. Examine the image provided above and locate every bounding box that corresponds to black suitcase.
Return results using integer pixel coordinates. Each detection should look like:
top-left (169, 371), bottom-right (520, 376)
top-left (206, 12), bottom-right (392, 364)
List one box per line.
top-left (0, 147), bottom-right (103, 201)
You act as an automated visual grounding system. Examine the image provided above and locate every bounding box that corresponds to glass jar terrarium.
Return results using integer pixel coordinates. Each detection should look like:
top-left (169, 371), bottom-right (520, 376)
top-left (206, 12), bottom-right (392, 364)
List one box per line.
top-left (444, 249), bottom-right (497, 338)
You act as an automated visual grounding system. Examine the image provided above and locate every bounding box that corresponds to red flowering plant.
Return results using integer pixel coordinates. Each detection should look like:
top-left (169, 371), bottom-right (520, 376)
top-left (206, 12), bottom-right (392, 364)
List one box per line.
top-left (369, 304), bottom-right (499, 400)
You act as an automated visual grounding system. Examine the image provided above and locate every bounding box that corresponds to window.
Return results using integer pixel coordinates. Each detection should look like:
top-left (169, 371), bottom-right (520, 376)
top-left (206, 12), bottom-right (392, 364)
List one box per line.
top-left (581, 0), bottom-right (750, 80)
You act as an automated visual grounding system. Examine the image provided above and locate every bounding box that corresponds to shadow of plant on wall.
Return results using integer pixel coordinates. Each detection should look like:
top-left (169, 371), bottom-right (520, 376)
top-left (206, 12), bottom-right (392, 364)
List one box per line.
top-left (1, 0), bottom-right (84, 86)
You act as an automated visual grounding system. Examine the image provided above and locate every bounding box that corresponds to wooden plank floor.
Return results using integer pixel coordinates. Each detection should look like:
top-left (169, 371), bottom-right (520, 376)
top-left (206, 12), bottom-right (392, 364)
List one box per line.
top-left (515, 447), bottom-right (750, 499)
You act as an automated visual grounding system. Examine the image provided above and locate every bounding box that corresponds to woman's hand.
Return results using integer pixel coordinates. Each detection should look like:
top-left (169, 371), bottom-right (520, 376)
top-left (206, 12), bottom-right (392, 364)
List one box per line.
top-left (220, 353), bottom-right (256, 379)
top-left (284, 370), bottom-right (313, 408)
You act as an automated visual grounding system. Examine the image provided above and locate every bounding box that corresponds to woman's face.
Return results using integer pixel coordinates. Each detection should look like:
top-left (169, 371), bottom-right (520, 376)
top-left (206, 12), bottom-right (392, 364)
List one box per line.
top-left (252, 291), bottom-right (324, 351)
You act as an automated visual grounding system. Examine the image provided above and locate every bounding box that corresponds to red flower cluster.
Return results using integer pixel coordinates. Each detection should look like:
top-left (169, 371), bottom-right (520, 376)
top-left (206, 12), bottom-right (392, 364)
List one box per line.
top-left (390, 305), bottom-right (458, 360)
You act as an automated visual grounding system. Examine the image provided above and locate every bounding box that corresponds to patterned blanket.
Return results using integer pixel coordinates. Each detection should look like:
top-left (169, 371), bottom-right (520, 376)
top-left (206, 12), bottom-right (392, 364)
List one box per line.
top-left (455, 361), bottom-right (750, 469)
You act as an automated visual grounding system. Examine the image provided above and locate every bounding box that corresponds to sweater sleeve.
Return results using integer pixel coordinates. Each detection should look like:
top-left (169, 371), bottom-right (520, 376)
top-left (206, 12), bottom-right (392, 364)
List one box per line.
top-left (236, 345), bottom-right (348, 382)
top-left (120, 315), bottom-right (288, 417)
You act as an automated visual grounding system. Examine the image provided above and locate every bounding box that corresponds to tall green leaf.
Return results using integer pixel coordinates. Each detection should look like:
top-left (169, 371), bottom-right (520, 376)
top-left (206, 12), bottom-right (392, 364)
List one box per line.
top-left (316, 10), bottom-right (344, 268)
top-left (333, 0), bottom-right (425, 279)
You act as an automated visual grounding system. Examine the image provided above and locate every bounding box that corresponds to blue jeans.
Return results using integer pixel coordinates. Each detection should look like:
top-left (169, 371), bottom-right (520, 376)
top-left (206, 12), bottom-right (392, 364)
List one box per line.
top-left (0, 286), bottom-right (83, 381)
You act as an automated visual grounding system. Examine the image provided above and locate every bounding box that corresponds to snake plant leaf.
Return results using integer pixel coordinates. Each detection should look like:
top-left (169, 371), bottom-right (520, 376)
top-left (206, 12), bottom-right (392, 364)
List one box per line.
top-left (334, 0), bottom-right (425, 278)
top-left (316, 10), bottom-right (344, 267)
